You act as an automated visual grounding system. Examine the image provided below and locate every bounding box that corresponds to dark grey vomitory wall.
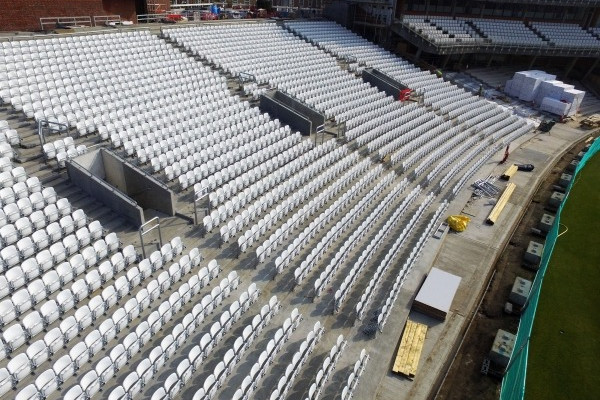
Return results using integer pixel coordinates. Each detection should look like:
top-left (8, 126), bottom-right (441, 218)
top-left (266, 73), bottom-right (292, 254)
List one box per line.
top-left (66, 148), bottom-right (176, 227)
top-left (66, 157), bottom-right (145, 226)
top-left (259, 90), bottom-right (325, 135)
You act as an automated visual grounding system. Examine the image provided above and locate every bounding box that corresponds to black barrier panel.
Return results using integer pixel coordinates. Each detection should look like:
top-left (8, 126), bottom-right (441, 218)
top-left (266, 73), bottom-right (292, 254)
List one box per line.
top-left (273, 91), bottom-right (325, 131)
top-left (362, 68), bottom-right (409, 99)
top-left (259, 94), bottom-right (313, 135)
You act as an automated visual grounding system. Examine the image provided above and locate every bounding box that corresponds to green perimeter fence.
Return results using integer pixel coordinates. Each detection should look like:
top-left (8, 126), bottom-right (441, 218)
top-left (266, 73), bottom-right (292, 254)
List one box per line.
top-left (499, 137), bottom-right (600, 400)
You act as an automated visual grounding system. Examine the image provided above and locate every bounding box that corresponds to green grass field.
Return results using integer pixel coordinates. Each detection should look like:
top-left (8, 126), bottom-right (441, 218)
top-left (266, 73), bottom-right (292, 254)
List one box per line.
top-left (525, 153), bottom-right (600, 400)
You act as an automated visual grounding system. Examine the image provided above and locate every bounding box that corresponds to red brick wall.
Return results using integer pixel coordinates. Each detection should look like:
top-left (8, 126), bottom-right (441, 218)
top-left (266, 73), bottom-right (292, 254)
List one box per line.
top-left (152, 0), bottom-right (171, 14)
top-left (0, 0), bottom-right (139, 32)
top-left (102, 0), bottom-right (136, 22)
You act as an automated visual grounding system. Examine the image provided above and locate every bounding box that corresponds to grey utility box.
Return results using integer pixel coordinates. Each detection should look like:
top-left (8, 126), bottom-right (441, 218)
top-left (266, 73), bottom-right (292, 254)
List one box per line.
top-left (548, 191), bottom-right (565, 209)
top-left (538, 213), bottom-right (555, 233)
top-left (575, 151), bottom-right (585, 161)
top-left (559, 173), bottom-right (573, 188)
top-left (509, 276), bottom-right (532, 307)
top-left (566, 160), bottom-right (579, 173)
top-left (524, 240), bottom-right (544, 269)
top-left (489, 329), bottom-right (516, 369)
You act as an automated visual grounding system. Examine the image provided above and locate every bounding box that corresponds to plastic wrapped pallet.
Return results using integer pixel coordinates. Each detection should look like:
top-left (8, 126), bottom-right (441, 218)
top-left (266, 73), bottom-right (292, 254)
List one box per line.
top-left (540, 97), bottom-right (570, 116)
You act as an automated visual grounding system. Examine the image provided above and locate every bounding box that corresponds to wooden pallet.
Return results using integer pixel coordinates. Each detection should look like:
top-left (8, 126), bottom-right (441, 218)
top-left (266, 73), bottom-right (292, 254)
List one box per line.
top-left (392, 320), bottom-right (428, 379)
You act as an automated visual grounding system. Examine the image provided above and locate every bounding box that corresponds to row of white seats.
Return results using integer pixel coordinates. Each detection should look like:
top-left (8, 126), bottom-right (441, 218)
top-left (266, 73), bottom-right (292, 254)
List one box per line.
top-left (304, 334), bottom-right (346, 400)
top-left (399, 127), bottom-right (462, 171)
top-left (354, 105), bottom-right (429, 150)
top-left (386, 121), bottom-right (452, 165)
top-left (256, 162), bottom-right (379, 264)
top-left (42, 136), bottom-right (87, 166)
top-left (447, 123), bottom-right (531, 198)
top-left (229, 152), bottom-right (357, 248)
top-left (377, 201), bottom-right (448, 333)
top-left (413, 128), bottom-right (472, 177)
top-left (188, 294), bottom-right (280, 400)
top-left (340, 349), bottom-right (369, 400)
top-left (144, 115), bottom-right (281, 171)
top-left (19, 260), bottom-right (229, 400)
top-left (106, 93), bottom-right (244, 142)
top-left (0, 166), bottom-right (29, 191)
top-left (0, 121), bottom-right (20, 147)
top-left (110, 276), bottom-right (252, 400)
top-left (456, 106), bottom-right (499, 127)
top-left (355, 191), bottom-right (434, 321)
top-left (293, 172), bottom-right (396, 286)
top-left (438, 139), bottom-right (492, 191)
top-left (425, 135), bottom-right (481, 185)
top-left (374, 115), bottom-right (447, 159)
top-left (1, 214), bottom-right (104, 271)
top-left (1, 191), bottom-right (70, 229)
top-left (2, 31), bottom-right (235, 138)
top-left (488, 117), bottom-right (527, 141)
top-left (344, 101), bottom-right (402, 137)
top-left (0, 238), bottom-right (185, 382)
top-left (242, 82), bottom-right (268, 100)
top-left (202, 140), bottom-right (314, 232)
top-left (530, 21), bottom-right (600, 48)
top-left (269, 164), bottom-right (382, 274)
top-left (313, 178), bottom-right (410, 298)
top-left (285, 21), bottom-right (472, 108)
top-left (171, 126), bottom-right (291, 187)
top-left (333, 190), bottom-right (430, 313)
top-left (169, 129), bottom-right (298, 184)
top-left (284, 21), bottom-right (436, 91)
top-left (110, 99), bottom-right (258, 150)
top-left (235, 151), bottom-right (362, 251)
top-left (165, 25), bottom-right (394, 124)
top-left (231, 307), bottom-right (302, 400)
top-left (207, 141), bottom-right (340, 232)
top-left (0, 232), bottom-right (121, 332)
top-left (470, 19), bottom-right (546, 47)
top-left (0, 217), bottom-right (108, 293)
top-left (226, 144), bottom-right (350, 246)
top-left (1, 239), bottom-right (182, 362)
top-left (269, 321), bottom-right (324, 400)
top-left (190, 132), bottom-right (302, 191)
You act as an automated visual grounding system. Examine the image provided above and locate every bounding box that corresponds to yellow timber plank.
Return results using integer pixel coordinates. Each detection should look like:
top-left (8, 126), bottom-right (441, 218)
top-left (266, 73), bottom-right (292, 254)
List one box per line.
top-left (487, 182), bottom-right (516, 225)
top-left (501, 164), bottom-right (518, 180)
top-left (392, 320), bottom-right (428, 379)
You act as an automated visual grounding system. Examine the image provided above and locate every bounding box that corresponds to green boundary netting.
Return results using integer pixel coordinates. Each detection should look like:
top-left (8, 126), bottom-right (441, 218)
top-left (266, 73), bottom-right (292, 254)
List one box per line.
top-left (500, 137), bottom-right (600, 400)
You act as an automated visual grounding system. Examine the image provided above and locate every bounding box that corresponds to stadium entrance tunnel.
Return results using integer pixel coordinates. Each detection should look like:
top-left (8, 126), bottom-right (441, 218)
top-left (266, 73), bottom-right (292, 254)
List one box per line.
top-left (362, 68), bottom-right (410, 99)
top-left (259, 90), bottom-right (325, 135)
top-left (66, 148), bottom-right (176, 227)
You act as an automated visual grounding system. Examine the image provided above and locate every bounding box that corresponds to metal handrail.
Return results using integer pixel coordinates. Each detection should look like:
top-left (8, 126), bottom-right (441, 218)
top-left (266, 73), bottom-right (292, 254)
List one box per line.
top-left (37, 119), bottom-right (69, 148)
top-left (93, 15), bottom-right (122, 27)
top-left (137, 13), bottom-right (170, 24)
top-left (40, 16), bottom-right (92, 31)
top-left (139, 217), bottom-right (163, 259)
top-left (194, 190), bottom-right (209, 226)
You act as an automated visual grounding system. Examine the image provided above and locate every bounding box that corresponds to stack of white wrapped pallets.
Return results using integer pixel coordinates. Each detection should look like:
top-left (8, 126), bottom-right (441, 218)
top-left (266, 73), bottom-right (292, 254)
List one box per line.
top-left (504, 70), bottom-right (556, 102)
top-left (540, 97), bottom-right (570, 116)
top-left (505, 70), bottom-right (585, 116)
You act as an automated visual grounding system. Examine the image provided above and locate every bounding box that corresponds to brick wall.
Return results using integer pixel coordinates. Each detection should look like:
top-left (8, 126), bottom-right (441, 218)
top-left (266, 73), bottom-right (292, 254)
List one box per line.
top-left (0, 0), bottom-right (140, 32)
top-left (102, 0), bottom-right (137, 22)
top-left (151, 0), bottom-right (171, 13)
